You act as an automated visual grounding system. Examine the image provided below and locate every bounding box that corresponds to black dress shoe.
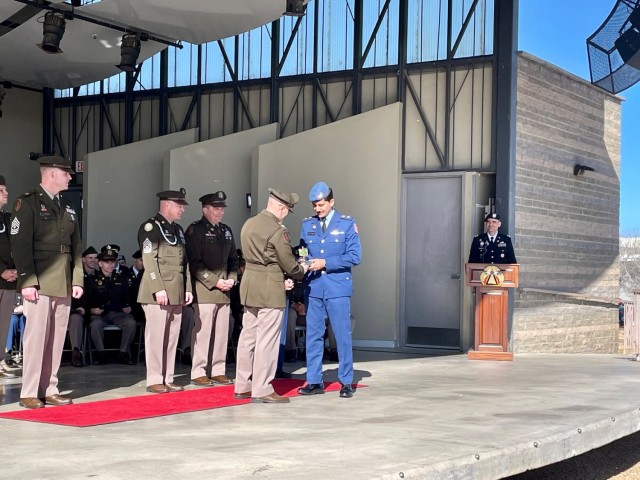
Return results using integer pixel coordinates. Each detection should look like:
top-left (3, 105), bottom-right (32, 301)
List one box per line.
top-left (71, 349), bottom-right (83, 367)
top-left (275, 369), bottom-right (292, 379)
top-left (91, 351), bottom-right (103, 365)
top-left (339, 384), bottom-right (354, 398)
top-left (118, 352), bottom-right (135, 365)
top-left (298, 383), bottom-right (325, 395)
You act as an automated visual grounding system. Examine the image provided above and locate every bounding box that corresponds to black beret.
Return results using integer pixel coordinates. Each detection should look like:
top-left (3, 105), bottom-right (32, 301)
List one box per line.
top-left (0, 175), bottom-right (5, 186)
top-left (484, 212), bottom-right (501, 221)
top-left (132, 250), bottom-right (142, 259)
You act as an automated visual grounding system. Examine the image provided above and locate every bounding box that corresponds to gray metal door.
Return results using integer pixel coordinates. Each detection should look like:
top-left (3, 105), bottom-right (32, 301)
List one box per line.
top-left (401, 174), bottom-right (463, 349)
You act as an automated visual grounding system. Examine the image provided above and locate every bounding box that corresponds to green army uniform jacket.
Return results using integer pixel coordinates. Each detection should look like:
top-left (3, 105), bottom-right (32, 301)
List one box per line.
top-left (137, 212), bottom-right (192, 305)
top-left (0, 209), bottom-right (16, 291)
top-left (10, 186), bottom-right (83, 297)
top-left (239, 209), bottom-right (305, 309)
top-left (185, 217), bottom-right (239, 304)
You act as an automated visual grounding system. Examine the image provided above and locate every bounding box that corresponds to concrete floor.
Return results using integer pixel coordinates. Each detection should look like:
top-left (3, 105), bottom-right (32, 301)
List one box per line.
top-left (1, 351), bottom-right (640, 480)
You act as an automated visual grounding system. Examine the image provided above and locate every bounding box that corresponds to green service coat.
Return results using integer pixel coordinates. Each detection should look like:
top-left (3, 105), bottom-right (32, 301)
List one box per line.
top-left (10, 186), bottom-right (83, 297)
top-left (137, 213), bottom-right (192, 305)
top-left (239, 209), bottom-right (305, 309)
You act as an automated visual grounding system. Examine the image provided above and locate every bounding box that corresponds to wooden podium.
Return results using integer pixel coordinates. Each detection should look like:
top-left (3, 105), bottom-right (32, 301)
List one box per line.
top-left (465, 263), bottom-right (519, 361)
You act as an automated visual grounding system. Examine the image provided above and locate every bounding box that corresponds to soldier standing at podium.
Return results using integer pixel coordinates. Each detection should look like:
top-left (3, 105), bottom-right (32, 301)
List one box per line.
top-left (468, 212), bottom-right (517, 264)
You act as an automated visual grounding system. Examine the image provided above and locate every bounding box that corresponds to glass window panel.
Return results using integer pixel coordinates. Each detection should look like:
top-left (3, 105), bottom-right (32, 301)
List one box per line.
top-left (202, 37), bottom-right (235, 84)
top-left (362, 0), bottom-right (400, 68)
top-left (317, 0), bottom-right (354, 72)
top-left (103, 71), bottom-right (126, 93)
top-left (135, 50), bottom-right (162, 91)
top-left (239, 25), bottom-right (272, 80)
top-left (168, 43), bottom-right (198, 87)
top-left (407, 0), bottom-right (447, 63)
top-left (279, 2), bottom-right (316, 76)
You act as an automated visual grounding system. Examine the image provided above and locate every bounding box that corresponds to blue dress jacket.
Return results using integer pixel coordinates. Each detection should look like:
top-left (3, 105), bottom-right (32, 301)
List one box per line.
top-left (299, 210), bottom-right (361, 299)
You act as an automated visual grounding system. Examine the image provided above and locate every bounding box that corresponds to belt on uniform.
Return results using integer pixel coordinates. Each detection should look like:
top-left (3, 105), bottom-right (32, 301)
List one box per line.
top-left (34, 243), bottom-right (72, 254)
top-left (245, 263), bottom-right (282, 272)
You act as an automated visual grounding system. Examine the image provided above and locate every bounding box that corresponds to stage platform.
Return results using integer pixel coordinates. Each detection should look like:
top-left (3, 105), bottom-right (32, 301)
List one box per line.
top-left (1, 351), bottom-right (639, 479)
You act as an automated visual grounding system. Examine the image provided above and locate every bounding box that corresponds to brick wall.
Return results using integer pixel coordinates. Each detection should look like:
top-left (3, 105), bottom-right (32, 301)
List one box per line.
top-left (513, 53), bottom-right (621, 353)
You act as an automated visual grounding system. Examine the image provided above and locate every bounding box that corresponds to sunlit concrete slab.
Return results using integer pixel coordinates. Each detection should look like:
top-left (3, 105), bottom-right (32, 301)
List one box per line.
top-left (1, 352), bottom-right (639, 479)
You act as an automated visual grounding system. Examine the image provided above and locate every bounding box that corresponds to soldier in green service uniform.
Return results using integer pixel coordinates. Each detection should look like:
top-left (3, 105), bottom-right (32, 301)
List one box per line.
top-left (233, 188), bottom-right (308, 404)
top-left (10, 156), bottom-right (84, 409)
top-left (137, 188), bottom-right (193, 394)
top-left (0, 175), bottom-right (18, 380)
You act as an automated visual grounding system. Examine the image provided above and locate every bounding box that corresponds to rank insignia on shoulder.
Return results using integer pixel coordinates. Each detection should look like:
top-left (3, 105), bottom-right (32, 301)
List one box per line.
top-left (14, 199), bottom-right (21, 211)
top-left (144, 223), bottom-right (153, 232)
top-left (10, 217), bottom-right (20, 235)
top-left (143, 238), bottom-right (152, 253)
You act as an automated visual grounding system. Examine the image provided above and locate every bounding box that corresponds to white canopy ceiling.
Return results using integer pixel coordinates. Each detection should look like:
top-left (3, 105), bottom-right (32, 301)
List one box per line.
top-left (0, 0), bottom-right (290, 89)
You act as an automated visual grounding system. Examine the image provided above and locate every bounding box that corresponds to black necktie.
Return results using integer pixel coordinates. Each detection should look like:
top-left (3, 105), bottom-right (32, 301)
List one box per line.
top-left (321, 218), bottom-right (327, 233)
top-left (53, 196), bottom-right (60, 209)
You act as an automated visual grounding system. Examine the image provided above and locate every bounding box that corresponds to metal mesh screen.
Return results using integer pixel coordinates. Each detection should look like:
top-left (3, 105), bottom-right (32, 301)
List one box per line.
top-left (587, 0), bottom-right (640, 94)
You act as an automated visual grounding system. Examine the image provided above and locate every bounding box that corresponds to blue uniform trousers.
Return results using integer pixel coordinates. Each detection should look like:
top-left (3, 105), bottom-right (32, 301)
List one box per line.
top-left (305, 296), bottom-right (353, 385)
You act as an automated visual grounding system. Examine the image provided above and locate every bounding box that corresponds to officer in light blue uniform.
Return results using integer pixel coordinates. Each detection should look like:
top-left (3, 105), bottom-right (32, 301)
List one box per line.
top-left (297, 182), bottom-right (361, 398)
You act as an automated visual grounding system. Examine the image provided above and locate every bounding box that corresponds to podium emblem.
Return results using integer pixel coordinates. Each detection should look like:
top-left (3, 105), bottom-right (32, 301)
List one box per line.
top-left (480, 265), bottom-right (504, 286)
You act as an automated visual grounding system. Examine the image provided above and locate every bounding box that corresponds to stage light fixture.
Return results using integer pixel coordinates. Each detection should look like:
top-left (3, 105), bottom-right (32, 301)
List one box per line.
top-left (284, 0), bottom-right (306, 17)
top-left (37, 11), bottom-right (66, 54)
top-left (116, 33), bottom-right (141, 72)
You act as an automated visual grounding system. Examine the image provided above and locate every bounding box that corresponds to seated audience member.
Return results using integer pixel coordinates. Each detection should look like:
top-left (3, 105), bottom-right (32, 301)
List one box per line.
top-left (81, 246), bottom-right (98, 275)
top-left (100, 244), bottom-right (129, 275)
top-left (4, 300), bottom-right (25, 369)
top-left (67, 246), bottom-right (98, 367)
top-left (125, 250), bottom-right (145, 323)
top-left (85, 246), bottom-right (136, 365)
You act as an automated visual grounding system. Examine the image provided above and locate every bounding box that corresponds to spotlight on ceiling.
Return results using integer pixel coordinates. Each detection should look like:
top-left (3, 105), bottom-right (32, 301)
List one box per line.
top-left (37, 12), bottom-right (66, 54)
top-left (116, 33), bottom-right (141, 72)
top-left (284, 0), bottom-right (307, 17)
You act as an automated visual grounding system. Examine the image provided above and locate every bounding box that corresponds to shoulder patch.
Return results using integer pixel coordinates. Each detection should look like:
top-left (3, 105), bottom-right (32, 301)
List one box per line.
top-left (14, 199), bottom-right (21, 211)
top-left (144, 223), bottom-right (153, 232)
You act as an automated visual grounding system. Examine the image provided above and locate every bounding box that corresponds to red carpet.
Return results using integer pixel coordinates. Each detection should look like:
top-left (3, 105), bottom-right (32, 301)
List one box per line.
top-left (0, 380), bottom-right (364, 427)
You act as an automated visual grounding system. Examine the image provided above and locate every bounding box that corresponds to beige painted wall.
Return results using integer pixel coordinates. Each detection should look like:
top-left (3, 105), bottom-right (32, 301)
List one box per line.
top-left (0, 88), bottom-right (43, 202)
top-left (166, 124), bottom-right (279, 237)
top-left (83, 129), bottom-right (198, 258)
top-left (253, 103), bottom-right (403, 346)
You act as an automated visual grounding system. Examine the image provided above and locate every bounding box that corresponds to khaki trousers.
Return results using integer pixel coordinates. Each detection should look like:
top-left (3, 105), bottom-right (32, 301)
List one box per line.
top-left (20, 294), bottom-right (71, 398)
top-left (234, 307), bottom-right (283, 398)
top-left (142, 304), bottom-right (182, 387)
top-left (192, 303), bottom-right (230, 379)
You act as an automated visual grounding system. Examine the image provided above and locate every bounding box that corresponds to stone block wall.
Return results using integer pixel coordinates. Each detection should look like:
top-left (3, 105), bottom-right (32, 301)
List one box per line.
top-left (512, 53), bottom-right (621, 353)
